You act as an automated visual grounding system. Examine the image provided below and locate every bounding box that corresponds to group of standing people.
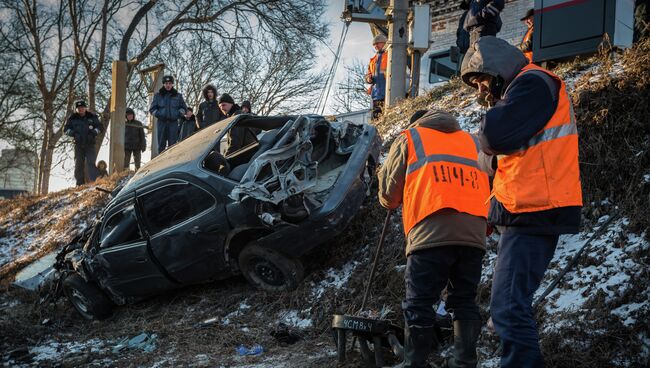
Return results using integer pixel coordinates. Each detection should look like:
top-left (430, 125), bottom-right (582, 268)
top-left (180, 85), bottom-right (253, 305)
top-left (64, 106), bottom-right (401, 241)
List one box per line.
top-left (378, 2), bottom-right (580, 368)
top-left (147, 75), bottom-right (253, 154)
top-left (66, 75), bottom-right (254, 185)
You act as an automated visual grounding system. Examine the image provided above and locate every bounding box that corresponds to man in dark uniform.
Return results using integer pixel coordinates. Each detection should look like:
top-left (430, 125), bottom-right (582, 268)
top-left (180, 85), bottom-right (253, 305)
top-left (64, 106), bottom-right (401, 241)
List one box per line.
top-left (148, 75), bottom-right (187, 152)
top-left (64, 100), bottom-right (103, 186)
top-left (123, 107), bottom-right (146, 170)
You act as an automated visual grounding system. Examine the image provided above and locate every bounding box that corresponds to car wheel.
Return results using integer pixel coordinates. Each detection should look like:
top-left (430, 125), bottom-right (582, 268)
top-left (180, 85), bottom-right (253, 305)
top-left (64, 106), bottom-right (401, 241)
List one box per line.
top-left (62, 274), bottom-right (113, 320)
top-left (238, 245), bottom-right (304, 292)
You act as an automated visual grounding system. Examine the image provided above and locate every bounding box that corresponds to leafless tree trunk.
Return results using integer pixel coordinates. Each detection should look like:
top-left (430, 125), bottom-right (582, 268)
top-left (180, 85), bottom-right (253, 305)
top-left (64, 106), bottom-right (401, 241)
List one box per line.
top-left (0, 0), bottom-right (80, 194)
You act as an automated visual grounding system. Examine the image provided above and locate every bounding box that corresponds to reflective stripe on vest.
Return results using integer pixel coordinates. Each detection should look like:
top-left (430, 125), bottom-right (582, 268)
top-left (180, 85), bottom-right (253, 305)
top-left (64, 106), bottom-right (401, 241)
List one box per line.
top-left (522, 27), bottom-right (533, 62)
top-left (493, 64), bottom-right (583, 213)
top-left (401, 127), bottom-right (490, 235)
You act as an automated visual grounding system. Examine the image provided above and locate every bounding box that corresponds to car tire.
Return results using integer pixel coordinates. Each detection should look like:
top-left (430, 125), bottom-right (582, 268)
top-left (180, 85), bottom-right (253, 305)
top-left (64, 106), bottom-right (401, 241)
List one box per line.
top-left (238, 245), bottom-right (304, 292)
top-left (62, 274), bottom-right (113, 320)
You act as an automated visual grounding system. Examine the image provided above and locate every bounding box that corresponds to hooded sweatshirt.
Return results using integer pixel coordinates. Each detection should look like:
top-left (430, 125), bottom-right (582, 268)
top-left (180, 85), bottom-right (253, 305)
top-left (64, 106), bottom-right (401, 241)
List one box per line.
top-left (461, 36), bottom-right (581, 234)
top-left (378, 110), bottom-right (487, 256)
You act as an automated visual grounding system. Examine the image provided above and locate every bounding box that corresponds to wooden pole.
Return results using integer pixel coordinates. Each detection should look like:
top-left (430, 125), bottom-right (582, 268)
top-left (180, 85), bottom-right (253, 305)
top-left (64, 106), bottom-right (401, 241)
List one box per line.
top-left (109, 60), bottom-right (128, 174)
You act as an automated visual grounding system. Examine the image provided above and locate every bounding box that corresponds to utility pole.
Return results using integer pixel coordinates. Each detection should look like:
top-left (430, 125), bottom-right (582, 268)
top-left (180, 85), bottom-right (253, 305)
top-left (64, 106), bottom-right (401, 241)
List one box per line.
top-left (109, 61), bottom-right (128, 174)
top-left (385, 0), bottom-right (408, 107)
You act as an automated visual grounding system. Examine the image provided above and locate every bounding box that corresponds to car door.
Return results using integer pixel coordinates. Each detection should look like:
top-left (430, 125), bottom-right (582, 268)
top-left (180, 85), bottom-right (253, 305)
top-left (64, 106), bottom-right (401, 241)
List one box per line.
top-left (138, 178), bottom-right (229, 284)
top-left (92, 201), bottom-right (177, 299)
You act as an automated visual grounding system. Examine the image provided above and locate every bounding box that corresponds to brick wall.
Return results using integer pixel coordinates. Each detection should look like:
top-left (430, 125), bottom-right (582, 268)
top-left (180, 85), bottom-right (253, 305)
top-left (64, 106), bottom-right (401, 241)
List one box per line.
top-left (428, 0), bottom-right (534, 53)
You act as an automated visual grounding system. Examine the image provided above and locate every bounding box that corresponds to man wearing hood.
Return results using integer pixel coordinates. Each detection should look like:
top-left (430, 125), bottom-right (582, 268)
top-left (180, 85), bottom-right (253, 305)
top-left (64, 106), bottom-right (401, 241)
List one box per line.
top-left (461, 36), bottom-right (582, 367)
top-left (148, 75), bottom-right (187, 152)
top-left (196, 84), bottom-right (223, 130)
top-left (64, 100), bottom-right (103, 186)
top-left (379, 110), bottom-right (492, 368)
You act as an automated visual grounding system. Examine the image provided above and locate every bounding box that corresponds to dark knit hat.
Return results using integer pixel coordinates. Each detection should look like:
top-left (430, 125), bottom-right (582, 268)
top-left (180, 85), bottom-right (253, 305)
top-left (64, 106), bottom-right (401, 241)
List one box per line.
top-left (125, 107), bottom-right (135, 116)
top-left (75, 100), bottom-right (87, 108)
top-left (520, 8), bottom-right (534, 21)
top-left (241, 100), bottom-right (252, 111)
top-left (162, 75), bottom-right (174, 83)
top-left (218, 93), bottom-right (235, 105)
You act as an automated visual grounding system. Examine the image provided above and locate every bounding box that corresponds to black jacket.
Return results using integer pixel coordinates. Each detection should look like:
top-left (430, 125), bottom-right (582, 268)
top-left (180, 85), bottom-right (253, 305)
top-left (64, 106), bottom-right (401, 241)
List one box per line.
top-left (196, 85), bottom-right (224, 129)
top-left (64, 112), bottom-right (103, 147)
top-left (456, 10), bottom-right (470, 53)
top-left (463, 0), bottom-right (504, 36)
top-left (124, 119), bottom-right (146, 151)
top-left (149, 87), bottom-right (187, 122)
top-left (178, 114), bottom-right (197, 141)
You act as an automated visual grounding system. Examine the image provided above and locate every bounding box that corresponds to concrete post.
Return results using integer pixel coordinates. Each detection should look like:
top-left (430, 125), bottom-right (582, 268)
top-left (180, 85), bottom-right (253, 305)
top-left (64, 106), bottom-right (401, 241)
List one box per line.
top-left (139, 64), bottom-right (164, 159)
top-left (109, 60), bottom-right (127, 174)
top-left (385, 0), bottom-right (408, 107)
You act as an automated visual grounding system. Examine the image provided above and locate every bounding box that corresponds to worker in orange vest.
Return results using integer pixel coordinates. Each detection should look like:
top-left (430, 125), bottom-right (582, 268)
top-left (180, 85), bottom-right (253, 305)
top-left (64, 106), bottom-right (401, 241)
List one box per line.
top-left (365, 34), bottom-right (388, 119)
top-left (379, 110), bottom-right (492, 368)
top-left (461, 36), bottom-right (582, 368)
top-left (519, 8), bottom-right (534, 62)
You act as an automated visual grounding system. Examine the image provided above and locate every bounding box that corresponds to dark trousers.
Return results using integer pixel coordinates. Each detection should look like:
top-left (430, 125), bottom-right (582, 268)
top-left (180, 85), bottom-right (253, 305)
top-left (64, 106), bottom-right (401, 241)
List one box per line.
top-left (403, 246), bottom-right (484, 329)
top-left (74, 144), bottom-right (98, 186)
top-left (490, 231), bottom-right (559, 368)
top-left (157, 120), bottom-right (178, 153)
top-left (372, 99), bottom-right (384, 120)
top-left (124, 149), bottom-right (141, 170)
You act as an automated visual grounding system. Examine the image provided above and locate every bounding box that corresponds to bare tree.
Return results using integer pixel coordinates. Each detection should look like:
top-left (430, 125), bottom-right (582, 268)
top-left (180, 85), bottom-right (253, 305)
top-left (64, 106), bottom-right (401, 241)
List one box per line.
top-left (0, 0), bottom-right (81, 194)
top-left (331, 59), bottom-right (371, 114)
top-left (154, 34), bottom-right (326, 115)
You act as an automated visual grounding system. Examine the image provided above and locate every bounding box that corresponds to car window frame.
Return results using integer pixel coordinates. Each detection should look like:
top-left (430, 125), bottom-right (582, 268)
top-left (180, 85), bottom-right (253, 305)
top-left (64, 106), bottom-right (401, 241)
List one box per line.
top-left (99, 200), bottom-right (145, 249)
top-left (136, 178), bottom-right (217, 238)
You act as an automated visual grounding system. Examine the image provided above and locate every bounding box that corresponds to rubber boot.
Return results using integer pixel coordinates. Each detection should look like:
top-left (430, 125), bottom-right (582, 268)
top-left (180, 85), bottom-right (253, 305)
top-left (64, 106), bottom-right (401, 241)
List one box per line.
top-left (446, 319), bottom-right (482, 368)
top-left (403, 325), bottom-right (437, 368)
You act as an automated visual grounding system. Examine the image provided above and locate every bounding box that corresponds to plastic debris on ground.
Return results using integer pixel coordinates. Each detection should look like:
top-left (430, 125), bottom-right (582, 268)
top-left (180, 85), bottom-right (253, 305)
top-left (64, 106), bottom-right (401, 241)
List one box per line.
top-left (112, 333), bottom-right (158, 353)
top-left (236, 344), bottom-right (264, 356)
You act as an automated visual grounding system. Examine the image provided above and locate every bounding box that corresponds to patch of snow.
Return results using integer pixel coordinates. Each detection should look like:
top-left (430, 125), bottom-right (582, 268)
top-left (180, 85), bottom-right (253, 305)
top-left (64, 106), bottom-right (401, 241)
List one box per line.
top-left (611, 302), bottom-right (647, 326)
top-left (643, 173), bottom-right (650, 183)
top-left (222, 300), bottom-right (250, 325)
top-left (28, 338), bottom-right (107, 362)
top-left (311, 260), bottom-right (360, 300)
top-left (278, 309), bottom-right (313, 329)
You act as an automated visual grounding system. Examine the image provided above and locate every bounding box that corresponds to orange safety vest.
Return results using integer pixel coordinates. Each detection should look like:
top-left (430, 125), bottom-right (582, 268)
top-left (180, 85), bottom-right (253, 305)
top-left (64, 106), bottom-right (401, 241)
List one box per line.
top-left (492, 64), bottom-right (583, 213)
top-left (521, 27), bottom-right (533, 62)
top-left (367, 51), bottom-right (388, 95)
top-left (402, 127), bottom-right (490, 235)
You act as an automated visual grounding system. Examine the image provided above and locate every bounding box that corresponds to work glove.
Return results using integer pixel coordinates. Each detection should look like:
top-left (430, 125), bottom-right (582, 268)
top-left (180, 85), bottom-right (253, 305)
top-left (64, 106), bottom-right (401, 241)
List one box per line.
top-left (365, 73), bottom-right (374, 84)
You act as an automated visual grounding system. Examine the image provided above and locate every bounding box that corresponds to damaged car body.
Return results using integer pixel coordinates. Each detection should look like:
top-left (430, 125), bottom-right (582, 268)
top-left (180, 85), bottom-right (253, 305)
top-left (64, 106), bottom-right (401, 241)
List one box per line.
top-left (51, 114), bottom-right (380, 319)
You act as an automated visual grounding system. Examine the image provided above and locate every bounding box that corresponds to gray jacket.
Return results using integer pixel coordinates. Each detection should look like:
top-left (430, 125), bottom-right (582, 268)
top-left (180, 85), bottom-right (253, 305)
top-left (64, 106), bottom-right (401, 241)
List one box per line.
top-left (378, 110), bottom-right (488, 256)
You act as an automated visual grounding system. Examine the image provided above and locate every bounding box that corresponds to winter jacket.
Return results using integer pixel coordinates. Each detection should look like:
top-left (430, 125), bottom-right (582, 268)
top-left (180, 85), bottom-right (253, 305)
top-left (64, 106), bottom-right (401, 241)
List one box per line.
top-left (178, 114), bottom-right (197, 141)
top-left (124, 119), bottom-right (146, 151)
top-left (456, 10), bottom-right (471, 54)
top-left (378, 110), bottom-right (488, 256)
top-left (196, 85), bottom-right (224, 129)
top-left (224, 105), bottom-right (257, 156)
top-left (149, 87), bottom-right (187, 122)
top-left (64, 111), bottom-right (103, 147)
top-left (463, 0), bottom-right (504, 37)
top-left (461, 36), bottom-right (581, 234)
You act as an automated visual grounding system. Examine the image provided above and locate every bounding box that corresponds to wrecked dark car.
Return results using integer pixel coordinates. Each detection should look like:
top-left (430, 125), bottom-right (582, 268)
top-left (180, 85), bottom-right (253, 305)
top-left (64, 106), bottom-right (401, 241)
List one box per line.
top-left (55, 114), bottom-right (380, 319)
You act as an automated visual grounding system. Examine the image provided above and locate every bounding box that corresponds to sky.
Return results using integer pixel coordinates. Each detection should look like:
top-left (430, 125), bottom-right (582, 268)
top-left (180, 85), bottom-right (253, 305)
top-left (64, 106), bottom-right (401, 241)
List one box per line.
top-left (44, 1), bottom-right (374, 193)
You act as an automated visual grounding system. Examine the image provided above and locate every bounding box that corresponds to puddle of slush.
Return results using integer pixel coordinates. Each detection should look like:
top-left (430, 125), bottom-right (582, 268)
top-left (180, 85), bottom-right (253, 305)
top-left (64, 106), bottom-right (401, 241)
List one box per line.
top-left (13, 251), bottom-right (57, 290)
